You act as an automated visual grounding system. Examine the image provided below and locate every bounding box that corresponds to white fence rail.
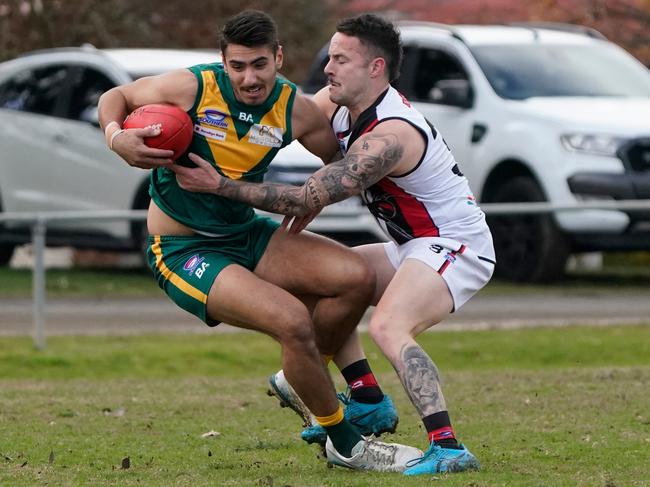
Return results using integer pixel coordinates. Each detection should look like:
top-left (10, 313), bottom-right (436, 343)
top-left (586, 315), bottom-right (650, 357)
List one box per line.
top-left (2, 200), bottom-right (650, 349)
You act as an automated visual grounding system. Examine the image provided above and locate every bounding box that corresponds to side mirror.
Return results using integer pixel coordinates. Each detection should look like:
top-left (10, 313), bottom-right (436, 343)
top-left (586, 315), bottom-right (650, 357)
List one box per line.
top-left (428, 79), bottom-right (473, 109)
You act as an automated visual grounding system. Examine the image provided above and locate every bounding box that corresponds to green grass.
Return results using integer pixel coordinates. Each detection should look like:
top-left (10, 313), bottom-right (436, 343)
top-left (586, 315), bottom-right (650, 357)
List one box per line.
top-left (2, 263), bottom-right (650, 299)
top-left (1, 327), bottom-right (649, 486)
top-left (0, 267), bottom-right (158, 298)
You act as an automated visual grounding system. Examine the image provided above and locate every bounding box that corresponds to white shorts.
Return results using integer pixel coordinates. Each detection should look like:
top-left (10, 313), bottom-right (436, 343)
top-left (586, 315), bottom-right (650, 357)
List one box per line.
top-left (382, 237), bottom-right (495, 311)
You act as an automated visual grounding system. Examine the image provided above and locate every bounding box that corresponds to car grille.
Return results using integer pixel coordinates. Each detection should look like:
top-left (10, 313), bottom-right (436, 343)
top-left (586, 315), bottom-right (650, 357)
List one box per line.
top-left (618, 138), bottom-right (650, 173)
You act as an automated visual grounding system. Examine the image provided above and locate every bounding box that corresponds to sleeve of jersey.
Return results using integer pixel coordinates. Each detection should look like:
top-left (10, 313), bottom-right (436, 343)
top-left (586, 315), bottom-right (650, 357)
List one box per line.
top-left (282, 80), bottom-right (297, 147)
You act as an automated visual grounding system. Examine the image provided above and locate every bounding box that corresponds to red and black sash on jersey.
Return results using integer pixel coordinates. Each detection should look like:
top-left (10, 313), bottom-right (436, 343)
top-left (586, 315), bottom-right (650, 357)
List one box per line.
top-left (333, 88), bottom-right (440, 244)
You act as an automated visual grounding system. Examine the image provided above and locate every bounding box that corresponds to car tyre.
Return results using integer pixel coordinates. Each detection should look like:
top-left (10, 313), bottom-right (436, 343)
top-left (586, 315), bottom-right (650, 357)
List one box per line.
top-left (487, 176), bottom-right (571, 282)
top-left (0, 242), bottom-right (15, 266)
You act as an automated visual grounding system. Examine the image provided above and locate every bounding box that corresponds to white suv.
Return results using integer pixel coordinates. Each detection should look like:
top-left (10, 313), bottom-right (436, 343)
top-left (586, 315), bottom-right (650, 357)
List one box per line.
top-left (0, 47), bottom-right (382, 266)
top-left (304, 22), bottom-right (650, 281)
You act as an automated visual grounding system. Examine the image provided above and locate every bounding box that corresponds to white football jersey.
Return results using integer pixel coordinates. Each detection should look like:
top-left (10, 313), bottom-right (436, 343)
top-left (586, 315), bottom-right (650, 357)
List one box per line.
top-left (331, 86), bottom-right (495, 261)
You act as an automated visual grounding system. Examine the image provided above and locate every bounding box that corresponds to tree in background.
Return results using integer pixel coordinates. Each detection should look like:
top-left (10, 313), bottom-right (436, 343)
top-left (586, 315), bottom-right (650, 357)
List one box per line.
top-left (0, 0), bottom-right (335, 82)
top-left (1, 1), bottom-right (649, 80)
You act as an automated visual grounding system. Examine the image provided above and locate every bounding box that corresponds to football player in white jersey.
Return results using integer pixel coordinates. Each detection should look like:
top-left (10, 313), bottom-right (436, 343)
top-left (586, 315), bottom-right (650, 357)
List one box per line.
top-left (172, 13), bottom-right (495, 475)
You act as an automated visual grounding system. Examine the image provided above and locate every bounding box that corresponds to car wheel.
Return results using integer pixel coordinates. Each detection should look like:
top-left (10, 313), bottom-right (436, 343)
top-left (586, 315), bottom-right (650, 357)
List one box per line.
top-left (487, 176), bottom-right (571, 282)
top-left (0, 242), bottom-right (15, 266)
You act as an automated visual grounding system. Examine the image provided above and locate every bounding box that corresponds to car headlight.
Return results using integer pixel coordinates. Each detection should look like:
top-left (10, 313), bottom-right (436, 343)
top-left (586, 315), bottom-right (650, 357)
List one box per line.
top-left (560, 134), bottom-right (626, 157)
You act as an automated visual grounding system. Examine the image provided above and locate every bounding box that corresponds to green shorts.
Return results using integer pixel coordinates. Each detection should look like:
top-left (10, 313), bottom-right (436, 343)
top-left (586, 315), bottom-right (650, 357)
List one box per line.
top-left (146, 216), bottom-right (279, 326)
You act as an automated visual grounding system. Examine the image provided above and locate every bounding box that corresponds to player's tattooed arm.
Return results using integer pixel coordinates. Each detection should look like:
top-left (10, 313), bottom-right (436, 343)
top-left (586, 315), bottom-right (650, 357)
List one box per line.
top-left (178, 132), bottom-right (404, 217)
top-left (324, 149), bottom-right (344, 165)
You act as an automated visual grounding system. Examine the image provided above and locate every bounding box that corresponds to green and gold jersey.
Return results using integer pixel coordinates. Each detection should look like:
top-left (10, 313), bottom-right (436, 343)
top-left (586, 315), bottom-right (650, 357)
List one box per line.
top-left (150, 62), bottom-right (297, 235)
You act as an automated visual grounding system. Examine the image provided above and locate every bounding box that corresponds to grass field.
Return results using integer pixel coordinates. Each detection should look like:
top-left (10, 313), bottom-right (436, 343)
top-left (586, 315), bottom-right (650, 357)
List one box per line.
top-left (2, 263), bottom-right (650, 298)
top-left (1, 326), bottom-right (649, 486)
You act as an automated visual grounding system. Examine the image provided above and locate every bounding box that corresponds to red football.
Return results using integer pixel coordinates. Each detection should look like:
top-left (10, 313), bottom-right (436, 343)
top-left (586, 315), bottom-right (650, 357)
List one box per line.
top-left (123, 104), bottom-right (193, 160)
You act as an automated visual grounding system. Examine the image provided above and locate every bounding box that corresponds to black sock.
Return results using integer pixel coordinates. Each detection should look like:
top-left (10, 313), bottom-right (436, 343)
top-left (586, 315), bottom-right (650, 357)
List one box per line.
top-left (341, 359), bottom-right (384, 404)
top-left (423, 411), bottom-right (461, 449)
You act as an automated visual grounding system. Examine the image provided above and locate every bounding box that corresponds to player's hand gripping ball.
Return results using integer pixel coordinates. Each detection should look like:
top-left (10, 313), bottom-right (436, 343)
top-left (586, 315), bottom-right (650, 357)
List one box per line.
top-left (123, 104), bottom-right (193, 160)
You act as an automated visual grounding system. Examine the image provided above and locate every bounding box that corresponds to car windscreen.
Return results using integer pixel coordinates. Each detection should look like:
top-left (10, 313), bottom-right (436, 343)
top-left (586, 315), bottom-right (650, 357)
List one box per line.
top-left (471, 42), bottom-right (650, 100)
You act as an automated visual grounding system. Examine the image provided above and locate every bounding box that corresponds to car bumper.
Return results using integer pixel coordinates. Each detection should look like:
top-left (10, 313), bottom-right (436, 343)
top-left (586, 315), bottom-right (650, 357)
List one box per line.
top-left (567, 172), bottom-right (650, 200)
top-left (563, 172), bottom-right (650, 246)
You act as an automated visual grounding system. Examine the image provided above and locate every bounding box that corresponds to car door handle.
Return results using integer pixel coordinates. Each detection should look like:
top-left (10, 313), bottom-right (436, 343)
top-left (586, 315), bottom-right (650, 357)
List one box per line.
top-left (471, 123), bottom-right (487, 143)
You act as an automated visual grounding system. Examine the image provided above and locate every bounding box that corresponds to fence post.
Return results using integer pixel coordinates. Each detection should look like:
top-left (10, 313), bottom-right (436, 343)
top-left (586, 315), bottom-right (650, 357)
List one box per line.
top-left (32, 217), bottom-right (46, 350)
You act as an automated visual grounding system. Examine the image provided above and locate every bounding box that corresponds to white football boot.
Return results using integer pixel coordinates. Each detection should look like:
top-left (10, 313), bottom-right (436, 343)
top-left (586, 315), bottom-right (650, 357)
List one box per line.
top-left (325, 436), bottom-right (423, 473)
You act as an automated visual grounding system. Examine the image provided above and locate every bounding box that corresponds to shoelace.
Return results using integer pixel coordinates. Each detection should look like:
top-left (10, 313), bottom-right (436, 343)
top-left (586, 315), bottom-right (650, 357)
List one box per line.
top-left (404, 443), bottom-right (441, 468)
top-left (337, 387), bottom-right (352, 406)
top-left (359, 438), bottom-right (398, 467)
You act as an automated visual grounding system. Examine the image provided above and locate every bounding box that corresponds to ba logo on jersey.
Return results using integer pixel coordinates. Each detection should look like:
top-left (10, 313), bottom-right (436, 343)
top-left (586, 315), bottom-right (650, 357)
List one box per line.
top-left (238, 112), bottom-right (254, 123)
top-left (183, 254), bottom-right (211, 279)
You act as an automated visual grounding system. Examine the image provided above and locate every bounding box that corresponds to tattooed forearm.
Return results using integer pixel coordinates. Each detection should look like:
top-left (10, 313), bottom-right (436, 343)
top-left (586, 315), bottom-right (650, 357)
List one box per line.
top-left (396, 344), bottom-right (447, 418)
top-left (217, 177), bottom-right (310, 216)
top-left (215, 133), bottom-right (404, 217)
top-left (313, 132), bottom-right (404, 204)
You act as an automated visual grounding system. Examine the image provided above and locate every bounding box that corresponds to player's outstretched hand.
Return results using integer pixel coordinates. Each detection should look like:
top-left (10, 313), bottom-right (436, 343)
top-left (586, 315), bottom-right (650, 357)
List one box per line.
top-left (171, 153), bottom-right (223, 194)
top-left (111, 125), bottom-right (175, 170)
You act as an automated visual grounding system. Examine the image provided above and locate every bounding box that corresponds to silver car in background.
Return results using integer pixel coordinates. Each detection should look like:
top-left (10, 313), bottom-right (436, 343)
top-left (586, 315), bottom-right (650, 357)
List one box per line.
top-left (0, 47), bottom-right (383, 265)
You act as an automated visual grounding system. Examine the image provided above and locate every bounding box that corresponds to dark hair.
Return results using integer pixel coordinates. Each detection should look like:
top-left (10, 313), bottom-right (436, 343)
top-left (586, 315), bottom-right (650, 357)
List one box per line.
top-left (336, 14), bottom-right (403, 83)
top-left (220, 10), bottom-right (279, 55)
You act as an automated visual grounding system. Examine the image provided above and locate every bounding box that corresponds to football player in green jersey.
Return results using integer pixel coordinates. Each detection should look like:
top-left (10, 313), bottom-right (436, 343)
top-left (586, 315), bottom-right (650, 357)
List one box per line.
top-left (98, 9), bottom-right (421, 472)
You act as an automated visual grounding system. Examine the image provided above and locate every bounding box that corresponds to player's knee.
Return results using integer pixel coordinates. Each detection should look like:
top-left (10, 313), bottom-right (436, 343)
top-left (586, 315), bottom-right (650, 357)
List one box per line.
top-left (277, 309), bottom-right (315, 349)
top-left (345, 255), bottom-right (375, 296)
top-left (367, 315), bottom-right (394, 350)
top-left (368, 318), bottom-right (410, 363)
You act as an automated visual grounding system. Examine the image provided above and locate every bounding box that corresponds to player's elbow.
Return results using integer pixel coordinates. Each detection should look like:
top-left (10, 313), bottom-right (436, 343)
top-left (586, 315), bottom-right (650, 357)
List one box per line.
top-left (98, 87), bottom-right (120, 109)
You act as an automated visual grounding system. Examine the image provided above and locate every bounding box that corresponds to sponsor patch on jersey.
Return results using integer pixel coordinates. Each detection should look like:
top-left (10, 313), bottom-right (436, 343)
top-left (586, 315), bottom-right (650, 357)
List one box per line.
top-left (443, 251), bottom-right (458, 264)
top-left (198, 109), bottom-right (229, 129)
top-left (248, 124), bottom-right (283, 147)
top-left (194, 124), bottom-right (226, 141)
top-left (183, 254), bottom-right (205, 275)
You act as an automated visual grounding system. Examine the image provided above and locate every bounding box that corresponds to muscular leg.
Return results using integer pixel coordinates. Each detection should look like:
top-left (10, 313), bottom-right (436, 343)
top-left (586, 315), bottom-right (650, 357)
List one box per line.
top-left (206, 264), bottom-right (338, 417)
top-left (333, 243), bottom-right (395, 370)
top-left (337, 243), bottom-right (458, 439)
top-left (364, 256), bottom-right (484, 474)
top-left (255, 229), bottom-right (374, 356)
top-left (330, 244), bottom-right (395, 406)
top-left (367, 258), bottom-right (455, 437)
top-left (267, 243), bottom-right (402, 444)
